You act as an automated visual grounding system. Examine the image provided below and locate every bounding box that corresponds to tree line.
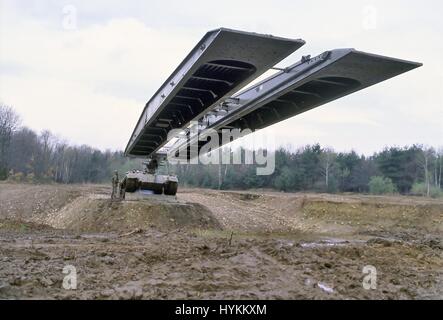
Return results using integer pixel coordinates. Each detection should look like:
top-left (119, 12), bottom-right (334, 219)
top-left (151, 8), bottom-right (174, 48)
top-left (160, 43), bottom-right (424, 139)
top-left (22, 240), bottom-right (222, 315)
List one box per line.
top-left (1, 105), bottom-right (442, 197)
top-left (174, 144), bottom-right (442, 197)
top-left (0, 105), bottom-right (141, 184)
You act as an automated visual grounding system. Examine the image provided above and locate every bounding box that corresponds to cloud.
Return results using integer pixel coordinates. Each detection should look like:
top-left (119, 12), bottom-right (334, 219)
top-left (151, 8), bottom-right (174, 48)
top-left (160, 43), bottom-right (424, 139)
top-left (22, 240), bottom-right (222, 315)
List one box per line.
top-left (0, 16), bottom-right (200, 149)
top-left (0, 0), bottom-right (441, 155)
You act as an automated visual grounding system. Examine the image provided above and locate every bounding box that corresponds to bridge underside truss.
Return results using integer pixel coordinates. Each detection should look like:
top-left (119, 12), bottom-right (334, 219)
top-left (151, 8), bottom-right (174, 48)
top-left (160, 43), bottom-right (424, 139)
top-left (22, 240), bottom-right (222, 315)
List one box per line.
top-left (124, 28), bottom-right (422, 159)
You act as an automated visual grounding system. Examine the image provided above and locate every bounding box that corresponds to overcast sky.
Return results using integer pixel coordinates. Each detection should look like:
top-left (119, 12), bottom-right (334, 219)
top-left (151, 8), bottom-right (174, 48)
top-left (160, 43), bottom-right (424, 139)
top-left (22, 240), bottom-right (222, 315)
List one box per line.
top-left (0, 0), bottom-right (442, 155)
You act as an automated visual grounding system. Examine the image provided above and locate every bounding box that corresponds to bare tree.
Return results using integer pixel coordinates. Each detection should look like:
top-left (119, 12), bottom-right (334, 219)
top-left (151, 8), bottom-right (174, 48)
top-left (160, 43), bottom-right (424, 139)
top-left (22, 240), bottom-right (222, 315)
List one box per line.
top-left (217, 147), bottom-right (230, 189)
top-left (437, 147), bottom-right (443, 189)
top-left (319, 147), bottom-right (336, 189)
top-left (417, 147), bottom-right (435, 197)
top-left (0, 105), bottom-right (20, 179)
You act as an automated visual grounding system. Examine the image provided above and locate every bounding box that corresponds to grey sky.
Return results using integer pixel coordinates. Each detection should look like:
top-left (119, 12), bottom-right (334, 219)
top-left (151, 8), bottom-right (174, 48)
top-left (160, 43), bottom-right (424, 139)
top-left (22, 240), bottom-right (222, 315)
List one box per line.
top-left (0, 0), bottom-right (442, 155)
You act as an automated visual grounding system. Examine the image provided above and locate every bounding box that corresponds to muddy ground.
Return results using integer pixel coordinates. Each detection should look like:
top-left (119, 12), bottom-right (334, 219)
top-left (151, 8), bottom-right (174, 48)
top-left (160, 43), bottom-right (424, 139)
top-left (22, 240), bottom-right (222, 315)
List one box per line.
top-left (0, 183), bottom-right (442, 299)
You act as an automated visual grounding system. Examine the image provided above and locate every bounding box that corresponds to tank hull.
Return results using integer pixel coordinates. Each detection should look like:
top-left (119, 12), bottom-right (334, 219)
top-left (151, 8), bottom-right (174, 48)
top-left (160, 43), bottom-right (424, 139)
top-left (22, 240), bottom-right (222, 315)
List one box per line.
top-left (121, 171), bottom-right (178, 196)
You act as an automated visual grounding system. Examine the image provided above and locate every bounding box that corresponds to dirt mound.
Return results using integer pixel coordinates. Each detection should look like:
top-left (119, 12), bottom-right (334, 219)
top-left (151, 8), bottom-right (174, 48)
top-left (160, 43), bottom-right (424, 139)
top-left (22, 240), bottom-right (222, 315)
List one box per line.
top-left (179, 189), bottom-right (443, 235)
top-left (2, 184), bottom-right (442, 236)
top-left (179, 190), bottom-right (304, 233)
top-left (0, 183), bottom-right (222, 233)
top-left (42, 195), bottom-right (222, 232)
top-left (0, 183), bottom-right (83, 220)
top-left (300, 199), bottom-right (443, 234)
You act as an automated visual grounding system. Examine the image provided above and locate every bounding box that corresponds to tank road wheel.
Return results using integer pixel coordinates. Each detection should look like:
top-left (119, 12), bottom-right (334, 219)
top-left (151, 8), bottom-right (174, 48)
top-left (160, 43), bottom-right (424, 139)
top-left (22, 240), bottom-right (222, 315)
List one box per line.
top-left (153, 186), bottom-right (163, 195)
top-left (164, 182), bottom-right (178, 196)
top-left (124, 178), bottom-right (137, 193)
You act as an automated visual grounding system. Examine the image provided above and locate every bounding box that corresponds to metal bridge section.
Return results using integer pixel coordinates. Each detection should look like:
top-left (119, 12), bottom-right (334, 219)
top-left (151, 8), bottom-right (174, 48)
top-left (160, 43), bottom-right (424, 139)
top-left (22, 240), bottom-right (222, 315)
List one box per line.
top-left (125, 28), bottom-right (305, 157)
top-left (125, 29), bottom-right (422, 159)
top-left (167, 49), bottom-right (422, 159)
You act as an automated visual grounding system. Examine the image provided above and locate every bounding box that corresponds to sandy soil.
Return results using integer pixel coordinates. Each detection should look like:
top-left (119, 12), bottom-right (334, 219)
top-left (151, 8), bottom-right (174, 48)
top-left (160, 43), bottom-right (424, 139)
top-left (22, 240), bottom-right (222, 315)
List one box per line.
top-left (0, 183), bottom-right (442, 299)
